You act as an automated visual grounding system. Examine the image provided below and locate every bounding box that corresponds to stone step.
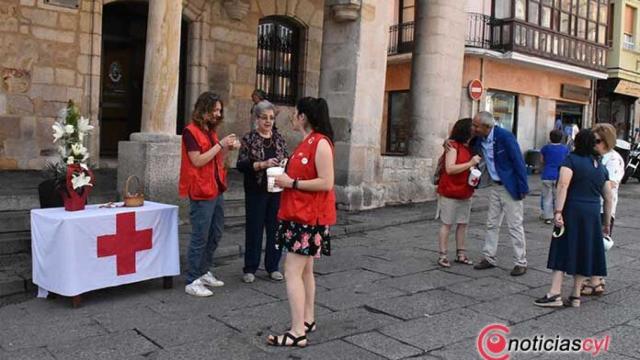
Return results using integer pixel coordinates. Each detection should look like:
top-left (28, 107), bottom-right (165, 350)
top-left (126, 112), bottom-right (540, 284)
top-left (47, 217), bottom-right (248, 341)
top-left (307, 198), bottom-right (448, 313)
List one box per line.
top-left (0, 231), bottom-right (31, 255)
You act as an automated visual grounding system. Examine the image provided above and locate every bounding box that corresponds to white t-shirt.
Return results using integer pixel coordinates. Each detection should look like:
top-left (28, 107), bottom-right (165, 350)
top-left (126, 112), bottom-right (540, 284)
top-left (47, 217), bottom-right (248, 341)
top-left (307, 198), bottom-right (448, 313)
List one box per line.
top-left (602, 150), bottom-right (625, 217)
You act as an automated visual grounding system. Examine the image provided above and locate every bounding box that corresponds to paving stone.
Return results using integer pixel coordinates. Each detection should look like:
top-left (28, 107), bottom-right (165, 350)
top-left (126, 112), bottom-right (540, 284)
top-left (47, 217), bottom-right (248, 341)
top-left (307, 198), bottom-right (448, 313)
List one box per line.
top-left (0, 316), bottom-right (106, 351)
top-left (448, 276), bottom-right (529, 301)
top-left (367, 289), bottom-right (477, 320)
top-left (379, 308), bottom-right (501, 351)
top-left (429, 338), bottom-right (492, 360)
top-left (497, 268), bottom-right (555, 289)
top-left (598, 287), bottom-right (640, 307)
top-left (216, 300), bottom-right (332, 333)
top-left (373, 270), bottom-right (471, 293)
top-left (315, 269), bottom-right (389, 290)
top-left (0, 348), bottom-right (55, 360)
top-left (155, 336), bottom-right (277, 360)
top-left (92, 304), bottom-right (168, 333)
top-left (290, 339), bottom-right (387, 360)
top-left (594, 326), bottom-right (640, 359)
top-left (305, 307), bottom-right (400, 344)
top-left (316, 283), bottom-right (406, 311)
top-left (469, 294), bottom-right (555, 324)
top-left (344, 331), bottom-right (423, 360)
top-left (362, 256), bottom-right (438, 277)
top-left (136, 316), bottom-right (235, 349)
top-left (46, 330), bottom-right (158, 360)
top-left (440, 263), bottom-right (507, 278)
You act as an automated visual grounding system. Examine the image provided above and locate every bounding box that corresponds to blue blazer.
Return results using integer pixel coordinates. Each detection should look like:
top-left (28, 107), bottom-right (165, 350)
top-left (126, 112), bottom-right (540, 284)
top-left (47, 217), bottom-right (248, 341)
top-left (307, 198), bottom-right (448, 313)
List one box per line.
top-left (471, 127), bottom-right (529, 200)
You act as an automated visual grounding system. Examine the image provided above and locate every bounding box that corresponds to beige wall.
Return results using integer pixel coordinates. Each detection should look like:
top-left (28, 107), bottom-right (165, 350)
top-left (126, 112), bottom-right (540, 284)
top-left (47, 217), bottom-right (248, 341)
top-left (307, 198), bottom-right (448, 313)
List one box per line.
top-left (0, 0), bottom-right (91, 169)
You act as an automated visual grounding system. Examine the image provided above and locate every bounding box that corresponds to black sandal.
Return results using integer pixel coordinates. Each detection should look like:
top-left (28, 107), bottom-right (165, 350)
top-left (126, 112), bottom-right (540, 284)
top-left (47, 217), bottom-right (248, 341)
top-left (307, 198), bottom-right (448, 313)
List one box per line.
top-left (454, 249), bottom-right (473, 265)
top-left (267, 332), bottom-right (307, 347)
top-left (563, 296), bottom-right (581, 308)
top-left (437, 252), bottom-right (450, 268)
top-left (304, 321), bottom-right (316, 333)
top-left (581, 283), bottom-right (605, 296)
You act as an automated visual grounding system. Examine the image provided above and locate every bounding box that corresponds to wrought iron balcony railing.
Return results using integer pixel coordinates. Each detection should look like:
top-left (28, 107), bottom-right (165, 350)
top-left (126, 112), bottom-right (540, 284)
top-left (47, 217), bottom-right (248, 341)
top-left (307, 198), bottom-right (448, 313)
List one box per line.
top-left (388, 13), bottom-right (607, 71)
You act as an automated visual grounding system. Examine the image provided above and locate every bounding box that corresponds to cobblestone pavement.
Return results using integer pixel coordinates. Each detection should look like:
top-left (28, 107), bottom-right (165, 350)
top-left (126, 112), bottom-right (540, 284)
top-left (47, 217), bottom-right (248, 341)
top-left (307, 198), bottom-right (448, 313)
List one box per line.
top-left (1, 180), bottom-right (640, 359)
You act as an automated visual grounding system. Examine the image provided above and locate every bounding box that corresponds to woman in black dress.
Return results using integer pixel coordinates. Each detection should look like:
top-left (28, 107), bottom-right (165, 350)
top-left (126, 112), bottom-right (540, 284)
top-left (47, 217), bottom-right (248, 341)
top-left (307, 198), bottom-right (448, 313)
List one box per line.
top-left (535, 129), bottom-right (613, 308)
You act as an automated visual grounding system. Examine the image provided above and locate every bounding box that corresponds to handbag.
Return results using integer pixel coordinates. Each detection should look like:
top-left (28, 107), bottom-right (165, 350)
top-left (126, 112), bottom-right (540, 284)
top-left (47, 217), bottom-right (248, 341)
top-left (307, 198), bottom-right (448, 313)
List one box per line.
top-left (123, 175), bottom-right (145, 207)
top-left (603, 235), bottom-right (614, 252)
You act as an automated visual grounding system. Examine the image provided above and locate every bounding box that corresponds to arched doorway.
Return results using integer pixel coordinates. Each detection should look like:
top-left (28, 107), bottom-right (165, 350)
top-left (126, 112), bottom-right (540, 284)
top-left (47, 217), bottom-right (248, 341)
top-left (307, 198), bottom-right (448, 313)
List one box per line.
top-left (100, 1), bottom-right (189, 157)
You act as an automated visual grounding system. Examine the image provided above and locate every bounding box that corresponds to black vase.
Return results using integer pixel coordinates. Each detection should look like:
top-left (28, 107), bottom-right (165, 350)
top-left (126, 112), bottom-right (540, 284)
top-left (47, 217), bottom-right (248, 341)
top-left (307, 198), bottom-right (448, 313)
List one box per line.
top-left (38, 179), bottom-right (64, 209)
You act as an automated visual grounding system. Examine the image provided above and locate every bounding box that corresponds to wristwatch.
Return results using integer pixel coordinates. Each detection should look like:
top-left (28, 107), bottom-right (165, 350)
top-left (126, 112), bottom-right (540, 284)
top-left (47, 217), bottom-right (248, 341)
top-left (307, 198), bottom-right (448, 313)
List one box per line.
top-left (292, 179), bottom-right (299, 189)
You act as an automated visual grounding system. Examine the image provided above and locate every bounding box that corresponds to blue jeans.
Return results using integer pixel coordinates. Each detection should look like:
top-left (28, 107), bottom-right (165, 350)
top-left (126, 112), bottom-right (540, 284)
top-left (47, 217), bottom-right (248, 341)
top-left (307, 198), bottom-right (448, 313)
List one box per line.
top-left (244, 191), bottom-right (281, 274)
top-left (187, 196), bottom-right (224, 284)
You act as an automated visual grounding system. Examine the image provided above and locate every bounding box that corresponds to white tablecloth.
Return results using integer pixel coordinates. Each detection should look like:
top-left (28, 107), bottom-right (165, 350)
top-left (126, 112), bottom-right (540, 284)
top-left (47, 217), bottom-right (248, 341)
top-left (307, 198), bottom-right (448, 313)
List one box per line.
top-left (31, 201), bottom-right (180, 297)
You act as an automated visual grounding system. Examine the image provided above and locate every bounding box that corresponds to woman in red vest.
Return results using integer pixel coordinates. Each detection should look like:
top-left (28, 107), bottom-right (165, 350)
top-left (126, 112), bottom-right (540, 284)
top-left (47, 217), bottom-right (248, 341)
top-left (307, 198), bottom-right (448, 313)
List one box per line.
top-left (437, 118), bottom-right (481, 268)
top-left (267, 97), bottom-right (336, 347)
top-left (179, 92), bottom-right (240, 297)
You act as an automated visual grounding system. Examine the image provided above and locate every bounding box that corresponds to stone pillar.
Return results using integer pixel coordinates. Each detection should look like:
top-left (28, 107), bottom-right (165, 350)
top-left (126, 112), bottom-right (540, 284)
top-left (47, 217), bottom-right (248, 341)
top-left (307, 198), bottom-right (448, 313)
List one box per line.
top-left (141, 0), bottom-right (183, 134)
top-left (117, 0), bottom-right (184, 206)
top-left (319, 0), bottom-right (389, 210)
top-left (409, 0), bottom-right (467, 159)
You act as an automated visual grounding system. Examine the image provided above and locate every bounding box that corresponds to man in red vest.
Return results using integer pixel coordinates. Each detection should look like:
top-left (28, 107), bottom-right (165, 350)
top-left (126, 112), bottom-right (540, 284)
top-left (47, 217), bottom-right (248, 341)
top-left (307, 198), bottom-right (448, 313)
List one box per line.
top-left (179, 92), bottom-right (240, 297)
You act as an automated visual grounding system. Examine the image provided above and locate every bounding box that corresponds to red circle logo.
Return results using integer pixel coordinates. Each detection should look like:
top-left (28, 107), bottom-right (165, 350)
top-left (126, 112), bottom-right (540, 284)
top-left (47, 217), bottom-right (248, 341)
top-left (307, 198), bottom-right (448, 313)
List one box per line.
top-left (468, 79), bottom-right (484, 101)
top-left (477, 324), bottom-right (510, 360)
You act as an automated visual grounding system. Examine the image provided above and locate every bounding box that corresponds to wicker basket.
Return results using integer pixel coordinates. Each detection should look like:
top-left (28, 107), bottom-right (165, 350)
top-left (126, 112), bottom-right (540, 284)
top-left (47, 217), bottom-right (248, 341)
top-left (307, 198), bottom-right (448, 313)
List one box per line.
top-left (123, 175), bottom-right (144, 207)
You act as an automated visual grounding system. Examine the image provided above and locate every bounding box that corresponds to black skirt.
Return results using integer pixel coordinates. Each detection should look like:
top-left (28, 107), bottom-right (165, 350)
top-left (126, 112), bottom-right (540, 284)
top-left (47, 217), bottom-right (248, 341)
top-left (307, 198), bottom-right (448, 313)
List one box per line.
top-left (276, 220), bottom-right (331, 257)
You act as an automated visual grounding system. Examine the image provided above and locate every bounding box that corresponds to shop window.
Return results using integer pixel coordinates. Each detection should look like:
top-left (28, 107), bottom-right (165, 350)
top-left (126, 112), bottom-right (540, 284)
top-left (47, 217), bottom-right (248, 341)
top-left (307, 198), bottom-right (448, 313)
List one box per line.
top-left (256, 17), bottom-right (303, 105)
top-left (386, 91), bottom-right (411, 155)
top-left (485, 91), bottom-right (518, 136)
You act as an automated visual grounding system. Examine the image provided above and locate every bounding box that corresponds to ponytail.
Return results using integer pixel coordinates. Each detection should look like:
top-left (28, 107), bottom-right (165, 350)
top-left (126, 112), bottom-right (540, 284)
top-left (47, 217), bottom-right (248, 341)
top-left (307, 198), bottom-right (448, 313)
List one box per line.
top-left (296, 97), bottom-right (334, 143)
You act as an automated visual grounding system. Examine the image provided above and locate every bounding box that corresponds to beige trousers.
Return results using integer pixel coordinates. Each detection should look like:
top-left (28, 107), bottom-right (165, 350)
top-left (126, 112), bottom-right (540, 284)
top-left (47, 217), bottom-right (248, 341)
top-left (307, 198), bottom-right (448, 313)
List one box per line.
top-left (483, 186), bottom-right (527, 267)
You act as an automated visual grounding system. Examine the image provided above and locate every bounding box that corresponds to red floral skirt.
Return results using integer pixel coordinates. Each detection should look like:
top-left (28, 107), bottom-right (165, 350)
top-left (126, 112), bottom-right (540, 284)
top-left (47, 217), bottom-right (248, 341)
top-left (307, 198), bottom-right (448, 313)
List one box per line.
top-left (276, 220), bottom-right (331, 257)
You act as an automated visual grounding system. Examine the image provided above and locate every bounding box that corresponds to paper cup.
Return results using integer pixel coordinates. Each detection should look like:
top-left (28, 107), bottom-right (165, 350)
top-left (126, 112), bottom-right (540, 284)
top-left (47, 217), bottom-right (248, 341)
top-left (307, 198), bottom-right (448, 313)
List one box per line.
top-left (267, 167), bottom-right (285, 193)
top-left (468, 168), bottom-right (482, 187)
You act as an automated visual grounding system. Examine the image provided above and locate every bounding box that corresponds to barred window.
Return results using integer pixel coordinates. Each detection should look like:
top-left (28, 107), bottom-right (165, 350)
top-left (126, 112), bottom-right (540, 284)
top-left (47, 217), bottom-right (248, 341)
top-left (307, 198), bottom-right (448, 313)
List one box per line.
top-left (256, 17), bottom-right (302, 105)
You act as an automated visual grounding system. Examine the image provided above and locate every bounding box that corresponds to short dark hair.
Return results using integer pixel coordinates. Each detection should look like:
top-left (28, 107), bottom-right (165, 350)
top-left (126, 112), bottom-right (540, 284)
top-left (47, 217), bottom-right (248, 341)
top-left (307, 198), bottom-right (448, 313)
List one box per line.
top-left (449, 118), bottom-right (473, 144)
top-left (549, 129), bottom-right (563, 144)
top-left (573, 129), bottom-right (598, 157)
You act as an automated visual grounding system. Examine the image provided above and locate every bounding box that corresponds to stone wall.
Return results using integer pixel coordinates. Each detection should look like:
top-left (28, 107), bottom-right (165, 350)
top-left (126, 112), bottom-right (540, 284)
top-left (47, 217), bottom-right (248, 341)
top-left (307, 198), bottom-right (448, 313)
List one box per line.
top-left (380, 156), bottom-right (434, 205)
top-left (208, 0), bottom-right (324, 166)
top-left (0, 0), bottom-right (93, 169)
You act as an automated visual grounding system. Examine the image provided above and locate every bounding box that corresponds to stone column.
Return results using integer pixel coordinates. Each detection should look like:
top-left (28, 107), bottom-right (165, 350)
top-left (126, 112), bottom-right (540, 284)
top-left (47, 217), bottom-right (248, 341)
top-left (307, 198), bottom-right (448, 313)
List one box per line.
top-left (117, 0), bottom-right (184, 206)
top-left (409, 0), bottom-right (467, 159)
top-left (140, 0), bottom-right (183, 134)
top-left (319, 0), bottom-right (389, 210)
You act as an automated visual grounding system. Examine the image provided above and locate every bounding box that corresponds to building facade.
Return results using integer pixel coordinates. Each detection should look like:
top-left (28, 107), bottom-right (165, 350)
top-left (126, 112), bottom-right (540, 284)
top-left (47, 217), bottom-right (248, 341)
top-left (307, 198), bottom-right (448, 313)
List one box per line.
top-left (596, 0), bottom-right (640, 140)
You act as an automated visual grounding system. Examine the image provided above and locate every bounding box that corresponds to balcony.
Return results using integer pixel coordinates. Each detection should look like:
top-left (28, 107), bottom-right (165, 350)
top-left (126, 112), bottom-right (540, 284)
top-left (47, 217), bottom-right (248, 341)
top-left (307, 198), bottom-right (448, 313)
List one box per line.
top-left (387, 13), bottom-right (607, 72)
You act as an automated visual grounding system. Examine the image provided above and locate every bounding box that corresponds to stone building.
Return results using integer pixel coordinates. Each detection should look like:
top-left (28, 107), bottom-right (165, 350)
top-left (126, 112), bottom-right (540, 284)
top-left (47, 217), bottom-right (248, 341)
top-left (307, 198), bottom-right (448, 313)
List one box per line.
top-left (0, 0), bottom-right (623, 212)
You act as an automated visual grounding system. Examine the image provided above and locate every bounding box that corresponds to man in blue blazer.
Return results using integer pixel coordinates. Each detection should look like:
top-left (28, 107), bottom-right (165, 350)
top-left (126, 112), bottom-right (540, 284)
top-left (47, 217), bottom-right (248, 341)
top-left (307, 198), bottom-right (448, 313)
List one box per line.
top-left (470, 111), bottom-right (529, 276)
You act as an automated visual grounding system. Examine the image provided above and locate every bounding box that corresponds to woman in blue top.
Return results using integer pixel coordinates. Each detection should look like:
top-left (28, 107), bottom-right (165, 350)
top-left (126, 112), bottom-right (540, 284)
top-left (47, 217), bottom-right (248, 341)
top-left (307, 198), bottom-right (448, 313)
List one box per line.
top-left (539, 130), bottom-right (570, 224)
top-left (535, 129), bottom-right (613, 308)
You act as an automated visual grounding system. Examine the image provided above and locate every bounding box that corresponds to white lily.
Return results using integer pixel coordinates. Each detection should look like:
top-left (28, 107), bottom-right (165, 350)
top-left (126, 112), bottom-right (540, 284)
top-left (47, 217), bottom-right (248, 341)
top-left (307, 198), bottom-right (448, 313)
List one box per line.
top-left (64, 125), bottom-right (75, 135)
top-left (52, 123), bottom-right (65, 142)
top-left (80, 163), bottom-right (89, 171)
top-left (71, 143), bottom-right (87, 157)
top-left (66, 156), bottom-right (75, 165)
top-left (71, 172), bottom-right (93, 190)
top-left (82, 153), bottom-right (90, 162)
top-left (57, 145), bottom-right (67, 157)
top-left (78, 117), bottom-right (94, 134)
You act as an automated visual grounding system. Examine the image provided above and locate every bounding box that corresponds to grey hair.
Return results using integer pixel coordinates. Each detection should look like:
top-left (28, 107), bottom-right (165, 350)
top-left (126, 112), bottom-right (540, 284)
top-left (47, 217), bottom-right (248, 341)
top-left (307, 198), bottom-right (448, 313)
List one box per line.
top-left (253, 100), bottom-right (276, 119)
top-left (476, 111), bottom-right (495, 127)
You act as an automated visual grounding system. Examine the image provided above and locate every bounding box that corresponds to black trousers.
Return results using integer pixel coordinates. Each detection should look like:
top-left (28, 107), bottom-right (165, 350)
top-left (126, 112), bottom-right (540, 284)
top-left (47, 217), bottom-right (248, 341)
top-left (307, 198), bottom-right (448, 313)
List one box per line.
top-left (244, 191), bottom-right (282, 274)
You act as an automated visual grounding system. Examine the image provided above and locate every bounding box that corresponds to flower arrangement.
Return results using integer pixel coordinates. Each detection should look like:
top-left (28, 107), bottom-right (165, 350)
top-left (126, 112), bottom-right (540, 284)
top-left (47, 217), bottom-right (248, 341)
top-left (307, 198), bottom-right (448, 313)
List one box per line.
top-left (46, 100), bottom-right (95, 211)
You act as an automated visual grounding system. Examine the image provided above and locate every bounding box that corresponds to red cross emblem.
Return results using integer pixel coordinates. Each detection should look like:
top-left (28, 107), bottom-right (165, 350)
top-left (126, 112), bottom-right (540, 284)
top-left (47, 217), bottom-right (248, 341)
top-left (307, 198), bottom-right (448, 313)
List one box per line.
top-left (97, 212), bottom-right (153, 276)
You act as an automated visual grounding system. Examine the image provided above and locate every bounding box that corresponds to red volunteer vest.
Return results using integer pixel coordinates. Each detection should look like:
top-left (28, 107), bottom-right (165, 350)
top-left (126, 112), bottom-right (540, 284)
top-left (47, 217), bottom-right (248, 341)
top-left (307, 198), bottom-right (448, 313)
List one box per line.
top-left (278, 132), bottom-right (337, 226)
top-left (178, 123), bottom-right (227, 200)
top-left (437, 141), bottom-right (474, 200)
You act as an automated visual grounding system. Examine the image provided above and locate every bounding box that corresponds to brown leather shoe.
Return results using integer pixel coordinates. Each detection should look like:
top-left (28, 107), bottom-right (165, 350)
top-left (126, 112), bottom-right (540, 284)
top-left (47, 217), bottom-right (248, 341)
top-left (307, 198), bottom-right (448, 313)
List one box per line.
top-left (473, 259), bottom-right (496, 270)
top-left (510, 265), bottom-right (527, 276)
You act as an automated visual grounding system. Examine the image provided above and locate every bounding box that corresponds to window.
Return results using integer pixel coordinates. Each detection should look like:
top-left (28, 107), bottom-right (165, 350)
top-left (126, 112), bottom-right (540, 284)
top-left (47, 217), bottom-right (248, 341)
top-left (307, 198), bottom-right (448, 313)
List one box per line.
top-left (386, 91), bottom-right (411, 155)
top-left (494, 0), bottom-right (512, 19)
top-left (485, 91), bottom-right (518, 136)
top-left (256, 17), bottom-right (302, 105)
top-left (399, 0), bottom-right (415, 24)
top-left (624, 5), bottom-right (636, 50)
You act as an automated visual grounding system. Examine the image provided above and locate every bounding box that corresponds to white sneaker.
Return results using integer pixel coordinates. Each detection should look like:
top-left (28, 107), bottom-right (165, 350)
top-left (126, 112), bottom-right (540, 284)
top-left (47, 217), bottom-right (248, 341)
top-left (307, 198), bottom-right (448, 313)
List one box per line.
top-left (200, 272), bottom-right (225, 287)
top-left (185, 279), bottom-right (213, 297)
top-left (242, 273), bottom-right (255, 283)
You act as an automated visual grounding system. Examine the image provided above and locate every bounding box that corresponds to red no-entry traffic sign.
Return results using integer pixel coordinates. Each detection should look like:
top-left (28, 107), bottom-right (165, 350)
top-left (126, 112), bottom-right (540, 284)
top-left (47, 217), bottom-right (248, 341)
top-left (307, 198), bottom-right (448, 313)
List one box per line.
top-left (468, 79), bottom-right (484, 101)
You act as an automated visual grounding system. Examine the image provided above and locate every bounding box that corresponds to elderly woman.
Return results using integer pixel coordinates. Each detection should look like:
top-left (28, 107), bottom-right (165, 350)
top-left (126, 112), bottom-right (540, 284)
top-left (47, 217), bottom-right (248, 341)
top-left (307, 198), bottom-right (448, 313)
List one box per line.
top-left (535, 129), bottom-right (613, 308)
top-left (237, 100), bottom-right (288, 283)
top-left (580, 123), bottom-right (625, 296)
